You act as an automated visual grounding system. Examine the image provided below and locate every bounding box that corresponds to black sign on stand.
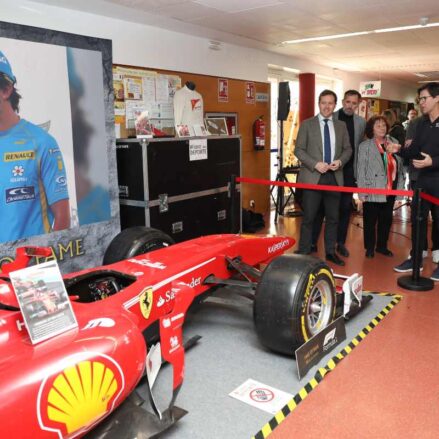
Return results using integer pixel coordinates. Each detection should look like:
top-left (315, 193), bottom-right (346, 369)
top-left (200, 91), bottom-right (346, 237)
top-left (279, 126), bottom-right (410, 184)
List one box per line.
top-left (295, 316), bottom-right (346, 380)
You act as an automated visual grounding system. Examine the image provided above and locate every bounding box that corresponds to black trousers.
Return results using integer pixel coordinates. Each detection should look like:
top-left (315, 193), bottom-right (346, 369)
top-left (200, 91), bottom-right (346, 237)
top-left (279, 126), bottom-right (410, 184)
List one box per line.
top-left (312, 174), bottom-right (355, 246)
top-left (412, 178), bottom-right (439, 262)
top-left (410, 179), bottom-right (439, 251)
top-left (299, 172), bottom-right (340, 254)
top-left (363, 197), bottom-right (395, 251)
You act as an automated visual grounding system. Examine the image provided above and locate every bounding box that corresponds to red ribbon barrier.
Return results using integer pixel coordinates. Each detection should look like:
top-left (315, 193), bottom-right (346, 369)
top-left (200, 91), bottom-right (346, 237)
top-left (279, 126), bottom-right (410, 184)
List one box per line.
top-left (236, 177), bottom-right (412, 197)
top-left (420, 192), bottom-right (439, 206)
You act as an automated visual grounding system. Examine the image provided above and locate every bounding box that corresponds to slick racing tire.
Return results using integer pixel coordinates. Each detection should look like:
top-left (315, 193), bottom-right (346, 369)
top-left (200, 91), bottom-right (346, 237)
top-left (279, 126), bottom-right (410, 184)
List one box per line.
top-left (103, 226), bottom-right (174, 265)
top-left (254, 254), bottom-right (336, 355)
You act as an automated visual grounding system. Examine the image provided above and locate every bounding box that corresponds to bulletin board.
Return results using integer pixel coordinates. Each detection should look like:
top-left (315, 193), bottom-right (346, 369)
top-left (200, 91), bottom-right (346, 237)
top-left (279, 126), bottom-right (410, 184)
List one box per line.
top-left (113, 66), bottom-right (181, 137)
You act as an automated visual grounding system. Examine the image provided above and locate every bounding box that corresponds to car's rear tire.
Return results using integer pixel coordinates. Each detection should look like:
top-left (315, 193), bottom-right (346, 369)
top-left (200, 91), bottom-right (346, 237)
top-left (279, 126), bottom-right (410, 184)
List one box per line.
top-left (254, 254), bottom-right (336, 355)
top-left (103, 226), bottom-right (174, 265)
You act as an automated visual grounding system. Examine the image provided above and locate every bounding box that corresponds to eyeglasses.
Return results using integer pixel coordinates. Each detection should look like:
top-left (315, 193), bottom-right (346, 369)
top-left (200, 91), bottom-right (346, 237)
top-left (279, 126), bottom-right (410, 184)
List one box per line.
top-left (418, 95), bottom-right (433, 103)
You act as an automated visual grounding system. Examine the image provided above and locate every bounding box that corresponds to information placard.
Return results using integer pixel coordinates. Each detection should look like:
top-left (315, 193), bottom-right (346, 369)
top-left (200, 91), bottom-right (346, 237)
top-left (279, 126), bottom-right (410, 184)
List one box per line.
top-left (295, 316), bottom-right (346, 380)
top-left (10, 261), bottom-right (77, 344)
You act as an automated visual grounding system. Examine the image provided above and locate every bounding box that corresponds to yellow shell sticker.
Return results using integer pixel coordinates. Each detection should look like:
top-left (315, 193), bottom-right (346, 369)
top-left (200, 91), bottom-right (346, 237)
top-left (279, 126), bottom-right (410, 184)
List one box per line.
top-left (140, 287), bottom-right (153, 319)
top-left (38, 354), bottom-right (124, 437)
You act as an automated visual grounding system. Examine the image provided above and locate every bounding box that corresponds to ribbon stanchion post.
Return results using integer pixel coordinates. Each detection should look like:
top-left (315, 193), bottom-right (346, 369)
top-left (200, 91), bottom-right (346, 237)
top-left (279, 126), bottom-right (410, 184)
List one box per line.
top-left (397, 188), bottom-right (434, 291)
top-left (229, 174), bottom-right (238, 234)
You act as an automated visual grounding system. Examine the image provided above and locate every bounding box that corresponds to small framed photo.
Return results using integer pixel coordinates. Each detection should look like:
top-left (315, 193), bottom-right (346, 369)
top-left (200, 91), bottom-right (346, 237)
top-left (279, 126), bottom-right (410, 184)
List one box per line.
top-left (175, 124), bottom-right (192, 137)
top-left (193, 124), bottom-right (208, 137)
top-left (204, 117), bottom-right (228, 136)
top-left (135, 110), bottom-right (153, 139)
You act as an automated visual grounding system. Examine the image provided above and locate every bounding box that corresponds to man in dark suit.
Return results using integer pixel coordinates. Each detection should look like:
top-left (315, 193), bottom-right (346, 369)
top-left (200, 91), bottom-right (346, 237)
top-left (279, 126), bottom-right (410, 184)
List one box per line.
top-left (311, 90), bottom-right (366, 257)
top-left (393, 82), bottom-right (439, 281)
top-left (295, 89), bottom-right (352, 266)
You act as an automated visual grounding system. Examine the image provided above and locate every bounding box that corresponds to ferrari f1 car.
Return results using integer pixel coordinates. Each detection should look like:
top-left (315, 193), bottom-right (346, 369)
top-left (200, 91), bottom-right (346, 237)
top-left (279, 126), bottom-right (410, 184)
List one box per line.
top-left (0, 227), bottom-right (369, 438)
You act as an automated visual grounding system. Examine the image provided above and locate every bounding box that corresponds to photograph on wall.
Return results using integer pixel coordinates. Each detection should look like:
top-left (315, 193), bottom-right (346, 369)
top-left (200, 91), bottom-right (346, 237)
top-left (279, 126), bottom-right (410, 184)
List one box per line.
top-left (204, 117), bottom-right (229, 136)
top-left (10, 260), bottom-right (78, 344)
top-left (0, 35), bottom-right (112, 245)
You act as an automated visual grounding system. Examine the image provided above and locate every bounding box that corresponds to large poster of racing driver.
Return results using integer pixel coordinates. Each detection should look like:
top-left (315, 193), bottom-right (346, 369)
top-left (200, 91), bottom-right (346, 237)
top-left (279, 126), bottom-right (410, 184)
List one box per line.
top-left (0, 22), bottom-right (118, 272)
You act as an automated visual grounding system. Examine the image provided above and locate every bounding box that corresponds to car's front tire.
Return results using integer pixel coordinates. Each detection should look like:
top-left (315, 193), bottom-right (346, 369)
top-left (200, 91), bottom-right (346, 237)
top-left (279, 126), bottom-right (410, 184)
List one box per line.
top-left (253, 254), bottom-right (336, 355)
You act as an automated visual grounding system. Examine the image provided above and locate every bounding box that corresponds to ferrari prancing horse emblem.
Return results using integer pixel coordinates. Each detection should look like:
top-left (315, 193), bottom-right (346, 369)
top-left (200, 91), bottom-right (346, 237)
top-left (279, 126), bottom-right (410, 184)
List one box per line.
top-left (140, 287), bottom-right (153, 319)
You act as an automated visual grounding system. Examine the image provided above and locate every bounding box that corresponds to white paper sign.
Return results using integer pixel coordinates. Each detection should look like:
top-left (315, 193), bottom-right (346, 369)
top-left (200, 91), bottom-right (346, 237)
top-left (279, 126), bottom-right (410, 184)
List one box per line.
top-left (229, 378), bottom-right (293, 414)
top-left (189, 138), bottom-right (208, 161)
top-left (256, 92), bottom-right (269, 102)
top-left (360, 80), bottom-right (382, 98)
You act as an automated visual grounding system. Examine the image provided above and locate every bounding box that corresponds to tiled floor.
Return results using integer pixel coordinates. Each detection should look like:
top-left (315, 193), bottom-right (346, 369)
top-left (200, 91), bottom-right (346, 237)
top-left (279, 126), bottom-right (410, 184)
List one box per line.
top-left (264, 205), bottom-right (439, 439)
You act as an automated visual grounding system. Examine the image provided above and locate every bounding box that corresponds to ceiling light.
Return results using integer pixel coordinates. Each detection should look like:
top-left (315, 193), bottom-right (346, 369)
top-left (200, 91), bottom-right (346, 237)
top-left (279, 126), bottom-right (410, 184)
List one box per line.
top-left (374, 24), bottom-right (425, 33)
top-left (280, 21), bottom-right (439, 45)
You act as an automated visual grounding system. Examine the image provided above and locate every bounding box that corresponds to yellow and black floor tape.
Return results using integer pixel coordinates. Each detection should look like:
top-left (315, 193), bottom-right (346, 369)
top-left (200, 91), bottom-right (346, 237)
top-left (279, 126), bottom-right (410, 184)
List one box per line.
top-left (252, 292), bottom-right (402, 439)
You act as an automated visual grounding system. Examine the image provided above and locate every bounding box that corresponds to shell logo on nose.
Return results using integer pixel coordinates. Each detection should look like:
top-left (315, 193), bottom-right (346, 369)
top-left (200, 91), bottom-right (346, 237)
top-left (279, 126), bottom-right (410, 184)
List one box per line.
top-left (38, 353), bottom-right (124, 437)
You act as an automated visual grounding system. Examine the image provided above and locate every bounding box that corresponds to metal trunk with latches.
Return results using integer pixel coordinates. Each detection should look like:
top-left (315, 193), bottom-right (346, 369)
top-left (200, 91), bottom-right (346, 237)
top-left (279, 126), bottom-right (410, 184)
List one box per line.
top-left (116, 136), bottom-right (242, 242)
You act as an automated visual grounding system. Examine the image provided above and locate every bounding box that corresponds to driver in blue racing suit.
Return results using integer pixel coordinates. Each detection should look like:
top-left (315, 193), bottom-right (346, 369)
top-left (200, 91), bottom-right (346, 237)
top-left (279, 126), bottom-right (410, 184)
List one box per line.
top-left (0, 50), bottom-right (70, 243)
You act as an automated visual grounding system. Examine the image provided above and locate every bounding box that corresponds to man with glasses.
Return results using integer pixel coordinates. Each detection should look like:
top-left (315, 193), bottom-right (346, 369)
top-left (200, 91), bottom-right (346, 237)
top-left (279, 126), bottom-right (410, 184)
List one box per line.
top-left (0, 50), bottom-right (70, 243)
top-left (393, 82), bottom-right (439, 281)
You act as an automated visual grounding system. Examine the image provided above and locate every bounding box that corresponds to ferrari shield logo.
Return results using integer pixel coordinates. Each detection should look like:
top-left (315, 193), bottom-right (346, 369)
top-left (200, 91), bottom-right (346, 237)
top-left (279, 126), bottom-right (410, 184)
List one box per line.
top-left (140, 287), bottom-right (153, 319)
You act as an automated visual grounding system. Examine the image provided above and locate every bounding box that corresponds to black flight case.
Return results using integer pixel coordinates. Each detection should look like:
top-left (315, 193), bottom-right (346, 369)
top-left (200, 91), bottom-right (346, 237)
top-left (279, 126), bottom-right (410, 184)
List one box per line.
top-left (116, 136), bottom-right (241, 243)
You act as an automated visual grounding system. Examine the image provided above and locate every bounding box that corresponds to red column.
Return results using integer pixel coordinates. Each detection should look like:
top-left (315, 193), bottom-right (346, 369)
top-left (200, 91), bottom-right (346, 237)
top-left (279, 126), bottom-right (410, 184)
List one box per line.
top-left (299, 73), bottom-right (315, 123)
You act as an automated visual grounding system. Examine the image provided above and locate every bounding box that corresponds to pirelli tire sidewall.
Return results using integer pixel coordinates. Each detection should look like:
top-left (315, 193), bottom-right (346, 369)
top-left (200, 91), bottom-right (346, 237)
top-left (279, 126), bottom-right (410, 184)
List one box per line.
top-left (253, 254), bottom-right (336, 355)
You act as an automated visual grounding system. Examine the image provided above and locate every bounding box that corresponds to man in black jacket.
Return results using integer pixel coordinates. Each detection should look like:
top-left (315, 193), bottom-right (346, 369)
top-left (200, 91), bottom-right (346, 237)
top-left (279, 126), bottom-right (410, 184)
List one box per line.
top-left (393, 82), bottom-right (439, 281)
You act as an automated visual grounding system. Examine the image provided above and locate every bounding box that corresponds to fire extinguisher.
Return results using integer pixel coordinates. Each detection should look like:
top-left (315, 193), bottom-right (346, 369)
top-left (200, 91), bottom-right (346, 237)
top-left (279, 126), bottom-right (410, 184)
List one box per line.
top-left (253, 116), bottom-right (265, 151)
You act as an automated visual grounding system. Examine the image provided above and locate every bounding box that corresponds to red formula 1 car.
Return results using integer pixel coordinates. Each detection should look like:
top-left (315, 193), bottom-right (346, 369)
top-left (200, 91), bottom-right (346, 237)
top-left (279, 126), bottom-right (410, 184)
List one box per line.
top-left (0, 228), bottom-right (366, 438)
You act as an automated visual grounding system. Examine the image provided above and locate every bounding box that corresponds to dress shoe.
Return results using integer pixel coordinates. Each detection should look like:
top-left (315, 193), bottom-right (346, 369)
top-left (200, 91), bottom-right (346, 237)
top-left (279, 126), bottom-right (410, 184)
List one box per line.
top-left (310, 244), bottom-right (318, 253)
top-left (336, 243), bottom-right (349, 257)
top-left (365, 249), bottom-right (374, 258)
top-left (326, 253), bottom-right (345, 266)
top-left (375, 248), bottom-right (393, 257)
